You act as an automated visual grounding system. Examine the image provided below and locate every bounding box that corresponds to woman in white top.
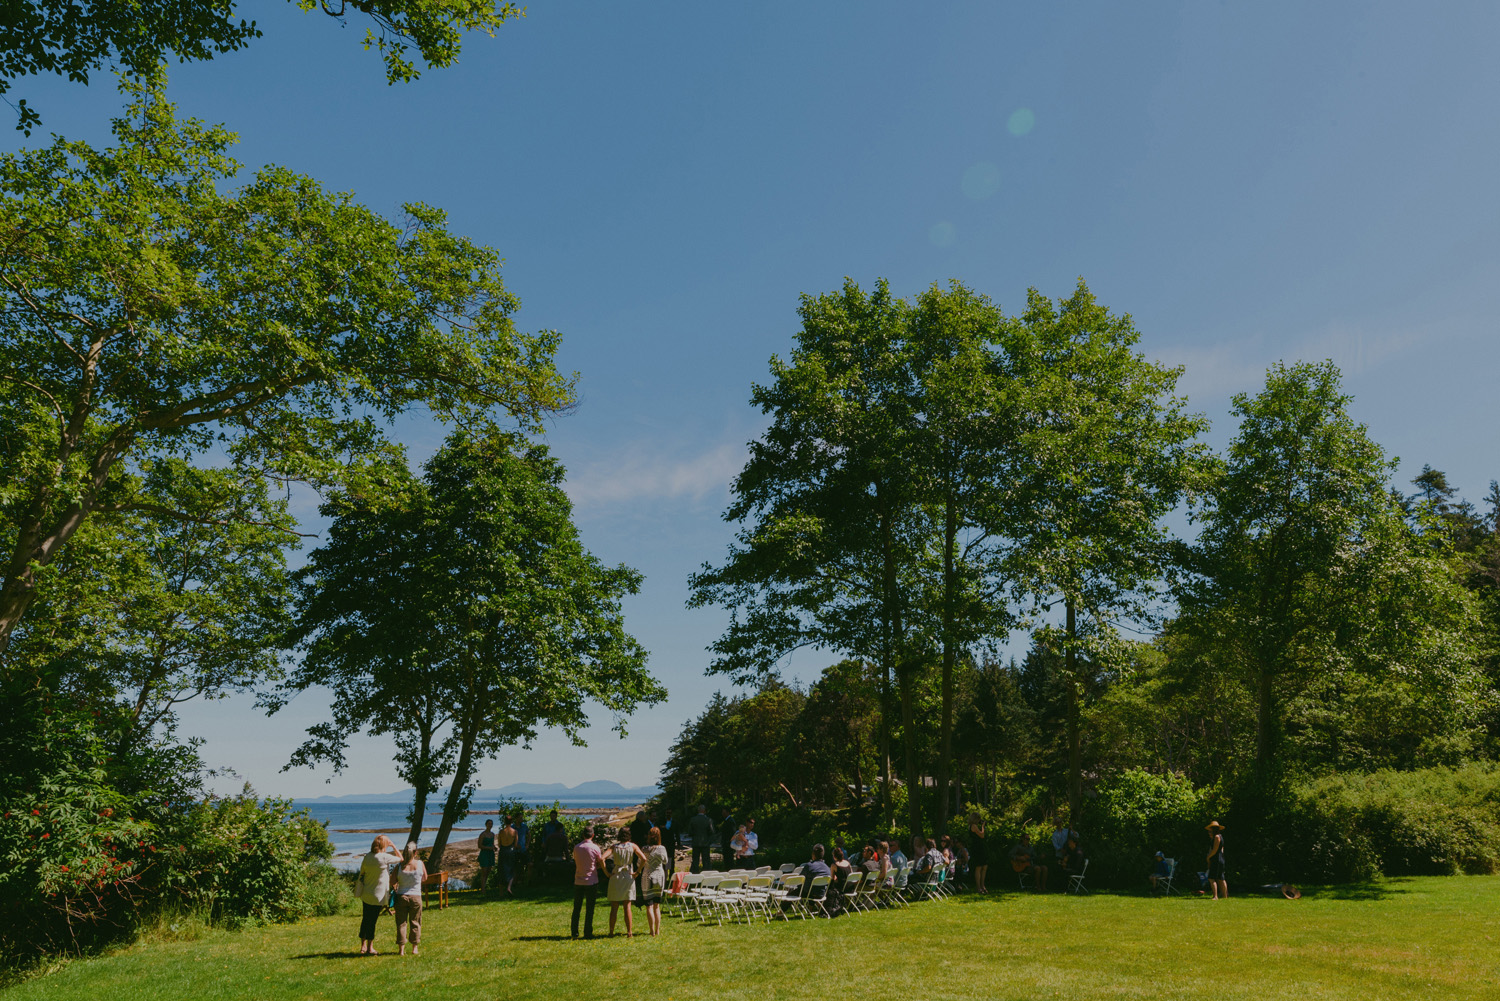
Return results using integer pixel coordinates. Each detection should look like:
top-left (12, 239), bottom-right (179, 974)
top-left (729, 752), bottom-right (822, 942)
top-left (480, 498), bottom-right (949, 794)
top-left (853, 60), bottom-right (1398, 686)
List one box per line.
top-left (640, 826), bottom-right (671, 937)
top-left (604, 827), bottom-right (649, 938)
top-left (393, 841), bottom-right (428, 956)
top-left (357, 835), bottom-right (400, 955)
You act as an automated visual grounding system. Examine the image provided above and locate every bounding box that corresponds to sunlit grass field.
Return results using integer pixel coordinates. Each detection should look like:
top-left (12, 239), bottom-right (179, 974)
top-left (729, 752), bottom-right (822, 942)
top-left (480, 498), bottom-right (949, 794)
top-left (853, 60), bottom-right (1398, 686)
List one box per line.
top-left (11, 876), bottom-right (1499, 1000)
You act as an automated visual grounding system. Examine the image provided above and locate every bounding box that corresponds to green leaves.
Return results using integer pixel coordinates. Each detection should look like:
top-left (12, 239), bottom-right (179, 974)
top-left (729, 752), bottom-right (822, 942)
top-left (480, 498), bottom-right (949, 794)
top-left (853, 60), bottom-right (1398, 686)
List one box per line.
top-left (0, 82), bottom-right (572, 654)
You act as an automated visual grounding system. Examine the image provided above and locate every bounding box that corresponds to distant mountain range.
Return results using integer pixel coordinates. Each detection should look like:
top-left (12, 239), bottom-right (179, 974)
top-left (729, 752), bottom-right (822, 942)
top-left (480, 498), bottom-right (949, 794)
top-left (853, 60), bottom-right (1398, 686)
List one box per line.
top-left (296, 779), bottom-right (659, 804)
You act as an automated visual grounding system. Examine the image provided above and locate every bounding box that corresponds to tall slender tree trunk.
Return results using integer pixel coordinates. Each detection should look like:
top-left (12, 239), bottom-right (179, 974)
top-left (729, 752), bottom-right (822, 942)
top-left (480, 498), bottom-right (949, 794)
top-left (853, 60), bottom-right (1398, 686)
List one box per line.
top-left (937, 482), bottom-right (957, 836)
top-left (1065, 600), bottom-right (1082, 824)
top-left (898, 661), bottom-right (921, 837)
top-left (879, 654), bottom-right (893, 828)
top-left (428, 708), bottom-right (479, 872)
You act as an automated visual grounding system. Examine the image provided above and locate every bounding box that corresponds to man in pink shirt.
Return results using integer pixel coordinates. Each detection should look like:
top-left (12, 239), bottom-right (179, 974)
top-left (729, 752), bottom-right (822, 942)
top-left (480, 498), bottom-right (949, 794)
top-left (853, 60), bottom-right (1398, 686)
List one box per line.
top-left (571, 825), bottom-right (605, 939)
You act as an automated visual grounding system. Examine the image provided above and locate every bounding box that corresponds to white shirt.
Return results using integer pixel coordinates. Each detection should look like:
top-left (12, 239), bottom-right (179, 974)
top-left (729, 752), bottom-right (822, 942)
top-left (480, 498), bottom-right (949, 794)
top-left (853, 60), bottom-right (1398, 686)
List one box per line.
top-left (396, 859), bottom-right (427, 897)
top-left (358, 851), bottom-right (400, 906)
top-left (745, 831), bottom-right (759, 854)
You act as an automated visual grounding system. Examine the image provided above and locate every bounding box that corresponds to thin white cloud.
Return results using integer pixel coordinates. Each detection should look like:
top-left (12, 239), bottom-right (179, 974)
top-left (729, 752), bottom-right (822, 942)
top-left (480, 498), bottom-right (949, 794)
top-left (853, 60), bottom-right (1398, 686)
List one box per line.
top-left (1161, 318), bottom-right (1436, 401)
top-left (565, 441), bottom-right (744, 511)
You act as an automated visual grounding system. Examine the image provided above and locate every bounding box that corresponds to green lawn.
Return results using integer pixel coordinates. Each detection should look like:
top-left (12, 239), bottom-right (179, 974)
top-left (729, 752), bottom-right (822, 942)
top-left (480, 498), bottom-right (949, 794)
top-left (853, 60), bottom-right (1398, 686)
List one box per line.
top-left (11, 877), bottom-right (1500, 1000)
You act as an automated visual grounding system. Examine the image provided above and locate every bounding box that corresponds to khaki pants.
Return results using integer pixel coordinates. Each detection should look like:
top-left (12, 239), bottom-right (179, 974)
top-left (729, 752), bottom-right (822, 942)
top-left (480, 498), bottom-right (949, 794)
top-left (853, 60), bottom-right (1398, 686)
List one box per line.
top-left (394, 894), bottom-right (423, 947)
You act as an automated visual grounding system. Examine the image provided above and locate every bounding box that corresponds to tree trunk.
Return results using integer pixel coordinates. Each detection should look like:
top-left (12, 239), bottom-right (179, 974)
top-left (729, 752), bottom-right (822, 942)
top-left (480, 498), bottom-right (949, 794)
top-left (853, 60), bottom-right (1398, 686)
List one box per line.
top-left (879, 655), bottom-right (893, 828)
top-left (937, 482), bottom-right (957, 837)
top-left (1066, 600), bottom-right (1082, 824)
top-left (427, 713), bottom-right (478, 872)
top-left (899, 660), bottom-right (921, 838)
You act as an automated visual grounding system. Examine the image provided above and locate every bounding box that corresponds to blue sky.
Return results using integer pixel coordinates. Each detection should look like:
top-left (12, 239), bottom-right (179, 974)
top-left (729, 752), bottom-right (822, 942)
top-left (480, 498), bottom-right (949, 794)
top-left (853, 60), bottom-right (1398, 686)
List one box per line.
top-left (10, 2), bottom-right (1499, 797)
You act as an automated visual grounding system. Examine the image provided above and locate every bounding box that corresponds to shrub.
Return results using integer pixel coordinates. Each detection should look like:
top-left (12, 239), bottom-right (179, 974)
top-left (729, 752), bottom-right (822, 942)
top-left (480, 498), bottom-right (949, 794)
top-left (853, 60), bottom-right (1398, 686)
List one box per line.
top-left (1080, 769), bottom-right (1220, 889)
top-left (1263, 764), bottom-right (1500, 883)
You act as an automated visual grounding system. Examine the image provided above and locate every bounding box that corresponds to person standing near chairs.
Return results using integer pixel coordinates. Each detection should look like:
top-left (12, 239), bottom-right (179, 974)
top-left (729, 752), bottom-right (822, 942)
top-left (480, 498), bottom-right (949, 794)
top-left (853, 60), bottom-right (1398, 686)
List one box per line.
top-left (356, 835), bottom-right (400, 955)
top-left (687, 804), bottom-right (714, 873)
top-left (606, 826), bottom-right (650, 937)
top-left (661, 808), bottom-right (679, 862)
top-left (571, 825), bottom-right (605, 939)
top-left (1205, 821), bottom-right (1228, 899)
top-left (641, 827), bottom-right (671, 937)
top-left (629, 810), bottom-right (651, 901)
top-left (393, 841), bottom-right (427, 956)
top-left (968, 813), bottom-right (990, 894)
top-left (743, 818), bottom-right (759, 859)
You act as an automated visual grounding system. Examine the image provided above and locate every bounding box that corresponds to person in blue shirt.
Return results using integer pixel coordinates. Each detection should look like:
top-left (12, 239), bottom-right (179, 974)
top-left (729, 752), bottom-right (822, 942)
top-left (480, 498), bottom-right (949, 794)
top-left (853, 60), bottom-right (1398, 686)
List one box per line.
top-left (798, 844), bottom-right (832, 899)
top-left (1149, 851), bottom-right (1172, 891)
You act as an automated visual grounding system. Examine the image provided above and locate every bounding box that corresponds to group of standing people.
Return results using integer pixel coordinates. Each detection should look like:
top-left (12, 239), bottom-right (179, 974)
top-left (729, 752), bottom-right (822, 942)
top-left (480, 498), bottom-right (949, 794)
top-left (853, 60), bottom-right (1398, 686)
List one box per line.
top-left (356, 835), bottom-right (428, 956)
top-left (475, 812), bottom-right (530, 895)
top-left (570, 822), bottom-right (673, 939)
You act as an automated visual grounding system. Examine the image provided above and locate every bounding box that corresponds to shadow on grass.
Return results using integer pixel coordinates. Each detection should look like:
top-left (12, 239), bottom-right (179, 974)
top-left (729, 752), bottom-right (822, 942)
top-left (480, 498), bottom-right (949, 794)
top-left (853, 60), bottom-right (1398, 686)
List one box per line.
top-left (290, 952), bottom-right (365, 960)
top-left (512, 935), bottom-right (577, 942)
top-left (1302, 880), bottom-right (1412, 901)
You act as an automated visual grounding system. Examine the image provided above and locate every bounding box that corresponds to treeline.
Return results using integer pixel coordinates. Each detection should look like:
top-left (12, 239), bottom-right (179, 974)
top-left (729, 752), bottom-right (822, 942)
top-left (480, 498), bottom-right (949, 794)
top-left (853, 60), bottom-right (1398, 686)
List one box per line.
top-left (674, 278), bottom-right (1499, 871)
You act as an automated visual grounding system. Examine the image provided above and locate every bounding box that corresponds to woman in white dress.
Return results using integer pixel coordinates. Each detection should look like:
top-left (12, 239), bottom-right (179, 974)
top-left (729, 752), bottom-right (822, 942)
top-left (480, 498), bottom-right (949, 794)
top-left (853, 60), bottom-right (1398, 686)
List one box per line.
top-left (356, 835), bottom-right (400, 955)
top-left (605, 826), bottom-right (649, 938)
top-left (640, 826), bottom-right (671, 937)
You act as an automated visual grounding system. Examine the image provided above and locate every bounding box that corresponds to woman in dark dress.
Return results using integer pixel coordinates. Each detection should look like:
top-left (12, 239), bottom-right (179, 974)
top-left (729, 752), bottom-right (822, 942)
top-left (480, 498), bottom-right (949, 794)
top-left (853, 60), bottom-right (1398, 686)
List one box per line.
top-left (1205, 820), bottom-right (1227, 899)
top-left (968, 812), bottom-right (989, 894)
top-left (476, 819), bottom-right (496, 891)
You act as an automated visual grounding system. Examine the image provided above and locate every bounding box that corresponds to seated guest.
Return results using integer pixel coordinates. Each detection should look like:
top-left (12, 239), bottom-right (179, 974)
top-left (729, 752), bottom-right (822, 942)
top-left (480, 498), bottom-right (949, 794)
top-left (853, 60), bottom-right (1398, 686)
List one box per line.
top-left (1058, 836), bottom-right (1086, 877)
top-left (798, 844), bottom-right (832, 899)
top-left (946, 836), bottom-right (970, 878)
top-left (1009, 831), bottom-right (1049, 892)
top-left (887, 840), bottom-right (909, 868)
top-left (827, 847), bottom-right (856, 915)
top-left (1149, 851), bottom-right (1171, 891)
top-left (875, 840), bottom-right (894, 885)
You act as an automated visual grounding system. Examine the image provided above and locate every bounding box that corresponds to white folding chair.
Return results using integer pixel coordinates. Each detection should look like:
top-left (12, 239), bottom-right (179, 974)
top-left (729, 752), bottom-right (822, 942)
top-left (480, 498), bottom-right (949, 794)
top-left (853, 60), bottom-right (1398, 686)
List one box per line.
top-left (775, 874), bottom-right (808, 919)
top-left (854, 870), bottom-right (881, 911)
top-left (1157, 858), bottom-right (1178, 896)
top-left (743, 875), bottom-right (776, 922)
top-left (840, 871), bottom-right (865, 912)
top-left (890, 863), bottom-right (913, 906)
top-left (804, 875), bottom-right (832, 917)
top-left (1067, 859), bottom-right (1090, 895)
top-left (711, 877), bottom-right (746, 924)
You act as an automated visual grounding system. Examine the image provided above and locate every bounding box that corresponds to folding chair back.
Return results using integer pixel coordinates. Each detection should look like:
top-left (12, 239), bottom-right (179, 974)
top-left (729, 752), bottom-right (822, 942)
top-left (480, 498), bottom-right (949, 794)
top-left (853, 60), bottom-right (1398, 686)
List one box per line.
top-left (1067, 858), bottom-right (1090, 895)
top-left (1160, 858), bottom-right (1178, 895)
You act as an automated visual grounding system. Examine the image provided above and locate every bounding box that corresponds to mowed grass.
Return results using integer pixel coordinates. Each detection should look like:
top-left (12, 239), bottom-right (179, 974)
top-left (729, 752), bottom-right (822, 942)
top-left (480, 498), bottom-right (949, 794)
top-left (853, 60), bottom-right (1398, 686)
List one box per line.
top-left (11, 876), bottom-right (1500, 1001)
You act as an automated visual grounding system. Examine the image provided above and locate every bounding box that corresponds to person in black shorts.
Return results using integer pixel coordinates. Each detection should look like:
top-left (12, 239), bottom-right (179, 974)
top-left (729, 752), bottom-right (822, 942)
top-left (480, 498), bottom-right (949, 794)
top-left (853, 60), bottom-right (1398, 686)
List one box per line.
top-left (1205, 820), bottom-right (1227, 899)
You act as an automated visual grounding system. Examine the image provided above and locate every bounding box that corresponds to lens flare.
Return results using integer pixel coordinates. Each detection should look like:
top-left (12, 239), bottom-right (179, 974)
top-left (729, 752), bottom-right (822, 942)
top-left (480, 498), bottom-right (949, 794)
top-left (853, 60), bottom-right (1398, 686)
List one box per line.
top-left (928, 222), bottom-right (956, 248)
top-left (961, 161), bottom-right (1002, 199)
top-left (1007, 107), bottom-right (1035, 136)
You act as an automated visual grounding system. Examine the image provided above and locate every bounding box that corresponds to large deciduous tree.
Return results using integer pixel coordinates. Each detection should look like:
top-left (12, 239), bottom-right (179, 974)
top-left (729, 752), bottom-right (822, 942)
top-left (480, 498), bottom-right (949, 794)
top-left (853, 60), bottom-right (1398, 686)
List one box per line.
top-left (1176, 361), bottom-right (1483, 783)
top-left (0, 83), bottom-right (572, 661)
top-left (0, 1), bottom-right (523, 132)
top-left (284, 429), bottom-right (662, 870)
top-left (1007, 281), bottom-right (1209, 823)
top-left (689, 278), bottom-right (928, 832)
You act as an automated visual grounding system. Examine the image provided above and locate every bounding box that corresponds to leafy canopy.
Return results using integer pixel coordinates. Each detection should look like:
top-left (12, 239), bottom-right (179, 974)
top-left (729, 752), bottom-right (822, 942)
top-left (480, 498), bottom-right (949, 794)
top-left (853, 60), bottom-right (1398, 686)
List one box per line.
top-left (1, 0), bottom-right (524, 132)
top-left (0, 80), bottom-right (572, 657)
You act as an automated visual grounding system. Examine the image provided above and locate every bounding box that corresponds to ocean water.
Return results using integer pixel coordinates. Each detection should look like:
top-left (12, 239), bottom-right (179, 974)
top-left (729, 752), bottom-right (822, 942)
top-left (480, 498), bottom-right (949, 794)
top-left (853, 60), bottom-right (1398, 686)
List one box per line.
top-left (294, 800), bottom-right (638, 867)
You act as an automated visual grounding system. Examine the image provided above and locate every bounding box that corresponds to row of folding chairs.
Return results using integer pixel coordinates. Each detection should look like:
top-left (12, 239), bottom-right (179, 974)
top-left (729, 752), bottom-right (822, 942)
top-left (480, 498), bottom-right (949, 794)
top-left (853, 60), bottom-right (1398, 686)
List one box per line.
top-left (665, 861), bottom-right (959, 925)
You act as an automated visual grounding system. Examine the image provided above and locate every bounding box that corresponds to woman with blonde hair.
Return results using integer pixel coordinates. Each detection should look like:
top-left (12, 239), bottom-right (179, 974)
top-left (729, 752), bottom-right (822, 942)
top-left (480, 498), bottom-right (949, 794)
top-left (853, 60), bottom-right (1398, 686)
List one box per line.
top-left (605, 826), bottom-right (649, 937)
top-left (356, 835), bottom-right (400, 955)
top-left (393, 841), bottom-right (427, 955)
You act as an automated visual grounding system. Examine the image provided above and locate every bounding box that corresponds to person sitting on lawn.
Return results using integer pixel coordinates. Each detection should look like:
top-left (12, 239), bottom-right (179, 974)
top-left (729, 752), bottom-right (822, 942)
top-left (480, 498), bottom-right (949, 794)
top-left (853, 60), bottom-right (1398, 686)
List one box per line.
top-left (1009, 831), bottom-right (1049, 892)
top-left (1149, 850), bottom-right (1171, 891)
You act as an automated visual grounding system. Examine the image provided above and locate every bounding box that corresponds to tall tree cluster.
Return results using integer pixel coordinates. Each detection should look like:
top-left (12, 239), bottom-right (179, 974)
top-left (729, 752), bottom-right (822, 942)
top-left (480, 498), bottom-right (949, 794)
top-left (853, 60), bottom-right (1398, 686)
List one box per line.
top-left (689, 278), bottom-right (1206, 835)
top-left (687, 283), bottom-right (1498, 837)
